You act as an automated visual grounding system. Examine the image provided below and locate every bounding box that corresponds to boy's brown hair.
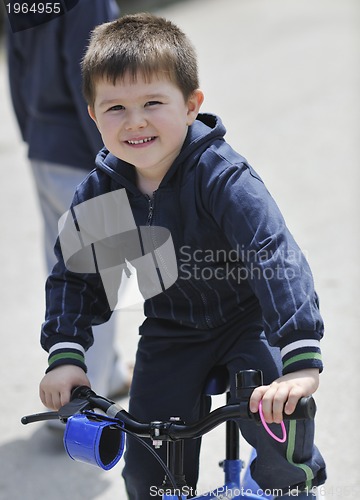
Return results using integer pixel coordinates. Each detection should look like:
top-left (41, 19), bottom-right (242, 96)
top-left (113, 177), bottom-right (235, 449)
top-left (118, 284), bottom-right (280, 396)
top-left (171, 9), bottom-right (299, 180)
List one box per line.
top-left (82, 13), bottom-right (199, 108)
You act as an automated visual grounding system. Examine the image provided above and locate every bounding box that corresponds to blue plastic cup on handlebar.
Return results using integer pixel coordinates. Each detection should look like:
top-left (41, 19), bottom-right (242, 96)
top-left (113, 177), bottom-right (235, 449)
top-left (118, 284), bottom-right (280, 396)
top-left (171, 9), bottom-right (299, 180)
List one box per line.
top-left (63, 412), bottom-right (125, 470)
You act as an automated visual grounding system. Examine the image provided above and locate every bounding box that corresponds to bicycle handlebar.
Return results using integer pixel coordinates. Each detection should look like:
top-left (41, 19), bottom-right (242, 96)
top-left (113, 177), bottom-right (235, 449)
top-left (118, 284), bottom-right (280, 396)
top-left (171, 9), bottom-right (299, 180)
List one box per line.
top-left (22, 371), bottom-right (317, 442)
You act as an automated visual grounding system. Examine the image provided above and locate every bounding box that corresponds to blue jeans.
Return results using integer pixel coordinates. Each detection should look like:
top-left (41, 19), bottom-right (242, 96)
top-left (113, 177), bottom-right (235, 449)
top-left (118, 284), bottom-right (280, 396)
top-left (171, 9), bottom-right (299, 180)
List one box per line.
top-left (122, 311), bottom-right (326, 499)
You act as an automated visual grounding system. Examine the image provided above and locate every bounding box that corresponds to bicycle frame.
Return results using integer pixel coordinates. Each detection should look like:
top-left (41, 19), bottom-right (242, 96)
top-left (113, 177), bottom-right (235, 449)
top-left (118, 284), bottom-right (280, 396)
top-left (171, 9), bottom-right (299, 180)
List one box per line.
top-left (22, 370), bottom-right (316, 500)
top-left (145, 372), bottom-right (274, 500)
top-left (160, 456), bottom-right (264, 500)
top-left (157, 417), bottom-right (272, 500)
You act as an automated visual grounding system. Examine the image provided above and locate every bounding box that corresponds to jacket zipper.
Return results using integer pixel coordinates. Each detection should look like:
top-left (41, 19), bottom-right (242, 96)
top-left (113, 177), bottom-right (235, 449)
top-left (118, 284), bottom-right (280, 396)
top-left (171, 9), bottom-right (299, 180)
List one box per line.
top-left (146, 192), bottom-right (156, 225)
top-left (145, 192), bottom-right (166, 293)
top-left (145, 191), bottom-right (212, 326)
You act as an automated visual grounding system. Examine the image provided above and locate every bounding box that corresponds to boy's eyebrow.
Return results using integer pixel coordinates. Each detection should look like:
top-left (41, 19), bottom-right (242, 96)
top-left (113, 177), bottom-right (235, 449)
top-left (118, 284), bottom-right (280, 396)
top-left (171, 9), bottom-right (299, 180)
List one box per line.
top-left (98, 93), bottom-right (169, 108)
top-left (98, 98), bottom-right (123, 108)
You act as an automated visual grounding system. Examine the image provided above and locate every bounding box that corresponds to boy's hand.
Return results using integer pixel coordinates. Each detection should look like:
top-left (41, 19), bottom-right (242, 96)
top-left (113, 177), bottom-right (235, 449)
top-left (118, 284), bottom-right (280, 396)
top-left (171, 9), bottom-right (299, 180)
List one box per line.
top-left (39, 365), bottom-right (90, 411)
top-left (249, 368), bottom-right (320, 424)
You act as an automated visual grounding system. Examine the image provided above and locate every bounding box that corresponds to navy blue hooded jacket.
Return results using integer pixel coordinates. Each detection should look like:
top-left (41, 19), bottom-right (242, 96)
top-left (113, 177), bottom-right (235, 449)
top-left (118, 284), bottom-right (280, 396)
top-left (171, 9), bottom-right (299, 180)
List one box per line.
top-left (6, 0), bottom-right (119, 169)
top-left (41, 114), bottom-right (324, 375)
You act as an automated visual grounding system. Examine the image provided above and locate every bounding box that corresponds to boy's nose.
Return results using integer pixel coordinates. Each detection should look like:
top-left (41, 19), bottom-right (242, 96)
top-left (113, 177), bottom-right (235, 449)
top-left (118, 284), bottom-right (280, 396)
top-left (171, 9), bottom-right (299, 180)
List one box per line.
top-left (124, 110), bottom-right (147, 130)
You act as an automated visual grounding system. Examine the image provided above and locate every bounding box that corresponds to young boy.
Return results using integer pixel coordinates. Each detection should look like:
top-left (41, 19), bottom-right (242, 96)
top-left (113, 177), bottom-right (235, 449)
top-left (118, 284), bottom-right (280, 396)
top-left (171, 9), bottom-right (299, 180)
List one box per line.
top-left (39, 13), bottom-right (326, 499)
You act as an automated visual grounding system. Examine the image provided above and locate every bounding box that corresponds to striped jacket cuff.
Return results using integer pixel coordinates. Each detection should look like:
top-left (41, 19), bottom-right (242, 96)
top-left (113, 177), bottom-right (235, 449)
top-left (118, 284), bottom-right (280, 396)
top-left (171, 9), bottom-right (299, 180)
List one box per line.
top-left (280, 339), bottom-right (323, 374)
top-left (45, 342), bottom-right (87, 373)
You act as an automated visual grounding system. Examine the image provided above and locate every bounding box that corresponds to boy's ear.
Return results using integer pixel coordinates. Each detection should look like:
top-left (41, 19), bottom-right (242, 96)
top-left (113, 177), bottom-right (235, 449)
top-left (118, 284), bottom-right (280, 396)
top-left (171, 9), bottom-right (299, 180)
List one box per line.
top-left (186, 89), bottom-right (204, 125)
top-left (88, 105), bottom-right (98, 125)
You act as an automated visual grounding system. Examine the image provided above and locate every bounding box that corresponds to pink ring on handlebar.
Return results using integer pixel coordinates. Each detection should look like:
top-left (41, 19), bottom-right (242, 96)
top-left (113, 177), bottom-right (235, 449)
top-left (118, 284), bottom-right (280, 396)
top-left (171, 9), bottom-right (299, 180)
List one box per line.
top-left (258, 401), bottom-right (287, 443)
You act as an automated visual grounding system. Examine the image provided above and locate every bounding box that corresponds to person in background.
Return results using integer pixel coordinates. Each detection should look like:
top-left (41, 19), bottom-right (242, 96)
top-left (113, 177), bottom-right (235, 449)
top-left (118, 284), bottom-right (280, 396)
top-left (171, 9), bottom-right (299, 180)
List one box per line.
top-left (6, 0), bottom-right (132, 402)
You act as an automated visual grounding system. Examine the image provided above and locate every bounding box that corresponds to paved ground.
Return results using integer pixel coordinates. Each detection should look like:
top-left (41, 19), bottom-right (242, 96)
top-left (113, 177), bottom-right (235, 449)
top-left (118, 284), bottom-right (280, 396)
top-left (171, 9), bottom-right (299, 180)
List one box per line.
top-left (0, 0), bottom-right (359, 498)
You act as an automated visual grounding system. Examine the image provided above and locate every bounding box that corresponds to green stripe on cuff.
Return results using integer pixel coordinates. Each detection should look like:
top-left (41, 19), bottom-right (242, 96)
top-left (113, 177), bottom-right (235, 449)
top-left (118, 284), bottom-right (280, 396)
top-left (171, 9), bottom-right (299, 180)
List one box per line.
top-left (48, 352), bottom-right (85, 366)
top-left (283, 352), bottom-right (322, 370)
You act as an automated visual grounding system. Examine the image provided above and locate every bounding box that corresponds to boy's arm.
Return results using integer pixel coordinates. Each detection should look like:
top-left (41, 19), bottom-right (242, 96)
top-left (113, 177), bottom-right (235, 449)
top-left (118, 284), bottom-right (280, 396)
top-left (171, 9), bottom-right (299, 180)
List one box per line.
top-left (202, 158), bottom-right (324, 373)
top-left (40, 207), bottom-right (114, 400)
top-left (200, 155), bottom-right (324, 421)
top-left (39, 264), bottom-right (107, 409)
top-left (40, 257), bottom-right (110, 409)
top-left (41, 257), bottom-right (112, 373)
top-left (41, 182), bottom-right (116, 372)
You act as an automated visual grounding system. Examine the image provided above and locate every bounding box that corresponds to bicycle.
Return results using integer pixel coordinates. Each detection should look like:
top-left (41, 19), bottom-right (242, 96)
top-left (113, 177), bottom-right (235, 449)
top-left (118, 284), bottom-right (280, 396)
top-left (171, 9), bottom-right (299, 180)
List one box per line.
top-left (22, 369), bottom-right (317, 500)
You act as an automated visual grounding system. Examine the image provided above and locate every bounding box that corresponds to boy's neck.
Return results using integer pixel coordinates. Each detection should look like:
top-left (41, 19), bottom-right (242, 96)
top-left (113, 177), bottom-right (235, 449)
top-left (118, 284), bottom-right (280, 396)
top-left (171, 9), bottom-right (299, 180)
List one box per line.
top-left (136, 172), bottom-right (162, 197)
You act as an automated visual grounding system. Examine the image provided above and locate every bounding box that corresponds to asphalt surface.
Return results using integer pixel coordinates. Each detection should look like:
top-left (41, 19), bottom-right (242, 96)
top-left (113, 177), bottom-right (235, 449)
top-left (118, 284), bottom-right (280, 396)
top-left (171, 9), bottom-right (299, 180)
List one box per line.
top-left (0, 0), bottom-right (359, 498)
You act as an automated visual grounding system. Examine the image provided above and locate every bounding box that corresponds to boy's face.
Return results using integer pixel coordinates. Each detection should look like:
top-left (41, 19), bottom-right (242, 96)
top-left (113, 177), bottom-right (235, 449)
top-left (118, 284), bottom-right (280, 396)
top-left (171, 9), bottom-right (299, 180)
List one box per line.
top-left (89, 72), bottom-right (203, 184)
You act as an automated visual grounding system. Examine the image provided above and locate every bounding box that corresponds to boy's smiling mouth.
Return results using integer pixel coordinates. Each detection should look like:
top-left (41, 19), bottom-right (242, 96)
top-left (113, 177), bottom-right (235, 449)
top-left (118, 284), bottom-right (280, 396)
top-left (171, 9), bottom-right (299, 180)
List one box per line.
top-left (126, 136), bottom-right (157, 146)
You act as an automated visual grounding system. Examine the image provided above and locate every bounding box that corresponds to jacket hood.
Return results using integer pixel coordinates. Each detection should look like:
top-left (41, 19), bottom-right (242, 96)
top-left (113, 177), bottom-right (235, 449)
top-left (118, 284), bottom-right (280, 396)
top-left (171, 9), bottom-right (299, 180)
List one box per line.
top-left (94, 113), bottom-right (226, 194)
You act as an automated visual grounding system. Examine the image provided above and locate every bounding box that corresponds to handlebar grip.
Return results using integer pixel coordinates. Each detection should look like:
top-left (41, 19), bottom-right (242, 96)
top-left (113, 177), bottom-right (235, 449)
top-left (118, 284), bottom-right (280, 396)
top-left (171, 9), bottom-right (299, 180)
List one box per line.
top-left (283, 396), bottom-right (317, 420)
top-left (71, 385), bottom-right (95, 399)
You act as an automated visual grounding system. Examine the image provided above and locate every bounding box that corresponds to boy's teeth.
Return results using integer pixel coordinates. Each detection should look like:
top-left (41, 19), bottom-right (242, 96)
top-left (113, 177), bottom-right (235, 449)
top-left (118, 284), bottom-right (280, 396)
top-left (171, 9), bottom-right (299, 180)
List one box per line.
top-left (128, 137), bottom-right (153, 144)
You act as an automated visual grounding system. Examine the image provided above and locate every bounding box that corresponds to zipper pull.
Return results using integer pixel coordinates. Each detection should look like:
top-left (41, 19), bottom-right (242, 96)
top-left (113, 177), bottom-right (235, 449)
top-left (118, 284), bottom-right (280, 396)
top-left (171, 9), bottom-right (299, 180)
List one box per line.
top-left (146, 194), bottom-right (155, 225)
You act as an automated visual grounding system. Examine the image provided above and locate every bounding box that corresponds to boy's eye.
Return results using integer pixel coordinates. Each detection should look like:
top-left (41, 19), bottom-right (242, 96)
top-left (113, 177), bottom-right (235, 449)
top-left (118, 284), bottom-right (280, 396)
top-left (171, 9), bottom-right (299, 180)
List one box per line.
top-left (145, 101), bottom-right (162, 107)
top-left (108, 105), bottom-right (125, 111)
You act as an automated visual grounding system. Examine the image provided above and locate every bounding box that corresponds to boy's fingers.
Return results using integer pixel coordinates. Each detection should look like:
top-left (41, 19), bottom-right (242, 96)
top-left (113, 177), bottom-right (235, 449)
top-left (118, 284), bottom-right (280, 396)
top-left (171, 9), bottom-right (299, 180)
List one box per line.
top-left (39, 388), bottom-right (46, 407)
top-left (249, 386), bottom-right (268, 413)
top-left (40, 389), bottom-right (52, 410)
top-left (272, 388), bottom-right (289, 423)
top-left (284, 387), bottom-right (303, 415)
top-left (39, 388), bottom-right (62, 411)
top-left (49, 392), bottom-right (59, 411)
top-left (251, 385), bottom-right (290, 423)
top-left (60, 389), bottom-right (71, 408)
top-left (260, 387), bottom-right (279, 423)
